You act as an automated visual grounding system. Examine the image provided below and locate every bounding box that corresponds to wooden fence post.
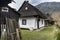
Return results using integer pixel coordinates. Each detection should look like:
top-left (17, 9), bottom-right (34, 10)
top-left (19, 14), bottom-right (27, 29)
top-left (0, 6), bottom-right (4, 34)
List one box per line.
top-left (16, 29), bottom-right (20, 40)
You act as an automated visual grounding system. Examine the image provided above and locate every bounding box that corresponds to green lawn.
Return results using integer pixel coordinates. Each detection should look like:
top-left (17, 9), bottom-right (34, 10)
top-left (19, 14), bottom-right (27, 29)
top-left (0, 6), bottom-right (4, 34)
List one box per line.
top-left (21, 25), bottom-right (59, 40)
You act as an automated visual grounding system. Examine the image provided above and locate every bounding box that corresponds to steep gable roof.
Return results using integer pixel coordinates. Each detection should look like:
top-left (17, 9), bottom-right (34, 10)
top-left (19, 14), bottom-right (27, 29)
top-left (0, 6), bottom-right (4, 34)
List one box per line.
top-left (18, 1), bottom-right (47, 19)
top-left (8, 6), bottom-right (20, 16)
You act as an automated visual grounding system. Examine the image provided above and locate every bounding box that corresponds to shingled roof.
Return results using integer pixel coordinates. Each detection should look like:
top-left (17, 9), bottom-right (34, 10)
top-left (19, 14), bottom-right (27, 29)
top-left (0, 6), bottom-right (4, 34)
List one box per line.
top-left (18, 1), bottom-right (47, 19)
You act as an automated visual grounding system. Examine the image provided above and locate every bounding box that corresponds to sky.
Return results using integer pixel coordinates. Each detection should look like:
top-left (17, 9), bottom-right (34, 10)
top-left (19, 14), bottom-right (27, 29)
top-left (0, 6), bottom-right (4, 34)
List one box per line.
top-left (8, 0), bottom-right (60, 11)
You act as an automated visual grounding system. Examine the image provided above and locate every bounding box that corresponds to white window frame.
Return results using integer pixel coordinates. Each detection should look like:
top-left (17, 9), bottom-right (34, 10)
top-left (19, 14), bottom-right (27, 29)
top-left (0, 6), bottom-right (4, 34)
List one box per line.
top-left (22, 19), bottom-right (26, 25)
top-left (42, 20), bottom-right (44, 25)
top-left (41, 19), bottom-right (43, 25)
top-left (2, 7), bottom-right (9, 12)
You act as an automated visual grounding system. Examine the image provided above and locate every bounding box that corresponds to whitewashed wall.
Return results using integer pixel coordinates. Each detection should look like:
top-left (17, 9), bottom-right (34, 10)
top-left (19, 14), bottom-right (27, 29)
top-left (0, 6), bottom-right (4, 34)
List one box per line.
top-left (19, 17), bottom-right (45, 30)
top-left (19, 17), bottom-right (37, 30)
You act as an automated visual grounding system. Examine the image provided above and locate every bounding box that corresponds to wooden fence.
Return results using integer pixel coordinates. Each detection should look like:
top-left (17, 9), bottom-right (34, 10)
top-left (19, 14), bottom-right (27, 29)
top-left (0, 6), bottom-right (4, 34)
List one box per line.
top-left (1, 29), bottom-right (21, 40)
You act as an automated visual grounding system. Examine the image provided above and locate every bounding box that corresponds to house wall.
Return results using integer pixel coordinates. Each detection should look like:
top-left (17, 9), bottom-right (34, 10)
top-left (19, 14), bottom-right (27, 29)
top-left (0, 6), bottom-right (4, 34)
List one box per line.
top-left (19, 17), bottom-right (37, 29)
top-left (19, 17), bottom-right (45, 30)
top-left (39, 19), bottom-right (45, 28)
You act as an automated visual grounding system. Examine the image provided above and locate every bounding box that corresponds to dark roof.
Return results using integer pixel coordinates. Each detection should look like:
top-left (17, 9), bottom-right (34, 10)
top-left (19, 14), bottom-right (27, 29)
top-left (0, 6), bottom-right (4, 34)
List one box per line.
top-left (46, 14), bottom-right (54, 21)
top-left (18, 1), bottom-right (47, 19)
top-left (0, 0), bottom-right (12, 4)
top-left (7, 6), bottom-right (20, 15)
top-left (0, 0), bottom-right (12, 7)
top-left (6, 6), bottom-right (20, 21)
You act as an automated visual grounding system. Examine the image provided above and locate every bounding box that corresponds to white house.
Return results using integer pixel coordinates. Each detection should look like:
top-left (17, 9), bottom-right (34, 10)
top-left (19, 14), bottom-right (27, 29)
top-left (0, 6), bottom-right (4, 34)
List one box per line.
top-left (18, 1), bottom-right (48, 30)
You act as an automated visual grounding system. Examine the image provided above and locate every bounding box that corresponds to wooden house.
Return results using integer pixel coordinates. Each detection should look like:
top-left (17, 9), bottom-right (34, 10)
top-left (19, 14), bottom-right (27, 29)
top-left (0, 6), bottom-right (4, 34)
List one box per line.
top-left (0, 0), bottom-right (21, 40)
top-left (18, 1), bottom-right (48, 30)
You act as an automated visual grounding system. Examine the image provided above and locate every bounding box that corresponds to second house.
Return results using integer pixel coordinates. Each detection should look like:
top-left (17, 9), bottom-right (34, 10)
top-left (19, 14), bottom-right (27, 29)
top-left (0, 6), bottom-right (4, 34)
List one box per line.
top-left (18, 1), bottom-right (48, 30)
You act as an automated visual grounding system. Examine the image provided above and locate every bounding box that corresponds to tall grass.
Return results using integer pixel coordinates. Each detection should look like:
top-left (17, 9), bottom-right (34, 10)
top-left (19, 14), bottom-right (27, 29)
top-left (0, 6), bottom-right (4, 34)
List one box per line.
top-left (21, 25), bottom-right (59, 40)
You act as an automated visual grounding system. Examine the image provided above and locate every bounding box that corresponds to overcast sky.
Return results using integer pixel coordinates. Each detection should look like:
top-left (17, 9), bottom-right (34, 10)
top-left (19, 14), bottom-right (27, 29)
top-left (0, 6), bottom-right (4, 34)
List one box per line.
top-left (8, 0), bottom-right (60, 11)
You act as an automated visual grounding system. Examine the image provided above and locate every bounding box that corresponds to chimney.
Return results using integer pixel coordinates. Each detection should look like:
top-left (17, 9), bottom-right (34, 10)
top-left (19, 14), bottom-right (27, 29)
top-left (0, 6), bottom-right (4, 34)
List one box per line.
top-left (25, 0), bottom-right (29, 3)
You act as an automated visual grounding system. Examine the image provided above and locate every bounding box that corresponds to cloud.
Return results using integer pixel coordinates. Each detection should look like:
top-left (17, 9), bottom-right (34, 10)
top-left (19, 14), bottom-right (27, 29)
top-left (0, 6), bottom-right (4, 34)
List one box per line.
top-left (9, 0), bottom-right (24, 10)
top-left (9, 0), bottom-right (60, 11)
top-left (30, 0), bottom-right (42, 6)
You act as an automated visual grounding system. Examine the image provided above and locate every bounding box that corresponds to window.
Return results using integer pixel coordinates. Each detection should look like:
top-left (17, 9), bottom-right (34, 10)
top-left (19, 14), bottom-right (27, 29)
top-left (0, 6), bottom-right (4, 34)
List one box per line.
top-left (25, 7), bottom-right (28, 10)
top-left (22, 19), bottom-right (26, 25)
top-left (2, 7), bottom-right (9, 12)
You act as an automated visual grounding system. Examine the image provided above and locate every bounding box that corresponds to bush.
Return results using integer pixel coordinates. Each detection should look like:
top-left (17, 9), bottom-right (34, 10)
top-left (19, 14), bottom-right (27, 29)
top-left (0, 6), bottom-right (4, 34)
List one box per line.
top-left (57, 31), bottom-right (60, 40)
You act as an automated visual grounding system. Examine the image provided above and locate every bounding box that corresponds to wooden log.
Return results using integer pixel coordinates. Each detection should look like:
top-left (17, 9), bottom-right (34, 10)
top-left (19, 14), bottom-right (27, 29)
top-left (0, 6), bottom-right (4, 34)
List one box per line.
top-left (16, 29), bottom-right (20, 40)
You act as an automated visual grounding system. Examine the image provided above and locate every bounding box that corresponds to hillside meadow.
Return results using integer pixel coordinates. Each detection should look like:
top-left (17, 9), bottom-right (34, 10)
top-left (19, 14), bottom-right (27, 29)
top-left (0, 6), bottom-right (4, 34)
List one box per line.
top-left (21, 25), bottom-right (60, 40)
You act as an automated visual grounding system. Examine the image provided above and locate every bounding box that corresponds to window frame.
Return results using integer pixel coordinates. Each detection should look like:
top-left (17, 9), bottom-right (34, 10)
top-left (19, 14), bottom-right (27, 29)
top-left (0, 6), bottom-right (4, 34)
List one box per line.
top-left (42, 20), bottom-right (43, 24)
top-left (1, 7), bottom-right (9, 12)
top-left (22, 19), bottom-right (26, 25)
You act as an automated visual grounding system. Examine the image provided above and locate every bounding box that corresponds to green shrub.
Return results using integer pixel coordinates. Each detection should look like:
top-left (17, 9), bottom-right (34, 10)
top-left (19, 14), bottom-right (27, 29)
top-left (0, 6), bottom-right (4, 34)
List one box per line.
top-left (57, 31), bottom-right (60, 40)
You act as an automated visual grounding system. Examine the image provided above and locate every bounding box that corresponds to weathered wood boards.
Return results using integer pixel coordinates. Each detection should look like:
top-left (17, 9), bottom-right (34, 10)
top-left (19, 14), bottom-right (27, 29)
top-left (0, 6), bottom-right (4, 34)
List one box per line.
top-left (1, 18), bottom-right (21, 40)
top-left (0, 0), bottom-right (21, 40)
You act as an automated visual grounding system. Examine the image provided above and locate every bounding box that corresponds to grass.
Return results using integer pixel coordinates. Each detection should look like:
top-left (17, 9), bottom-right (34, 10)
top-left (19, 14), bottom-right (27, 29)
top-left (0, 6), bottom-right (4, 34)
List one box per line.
top-left (21, 25), bottom-right (59, 40)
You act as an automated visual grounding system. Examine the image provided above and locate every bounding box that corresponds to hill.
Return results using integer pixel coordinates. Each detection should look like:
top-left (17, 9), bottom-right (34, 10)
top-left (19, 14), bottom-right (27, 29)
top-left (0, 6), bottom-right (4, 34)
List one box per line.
top-left (36, 2), bottom-right (60, 14)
